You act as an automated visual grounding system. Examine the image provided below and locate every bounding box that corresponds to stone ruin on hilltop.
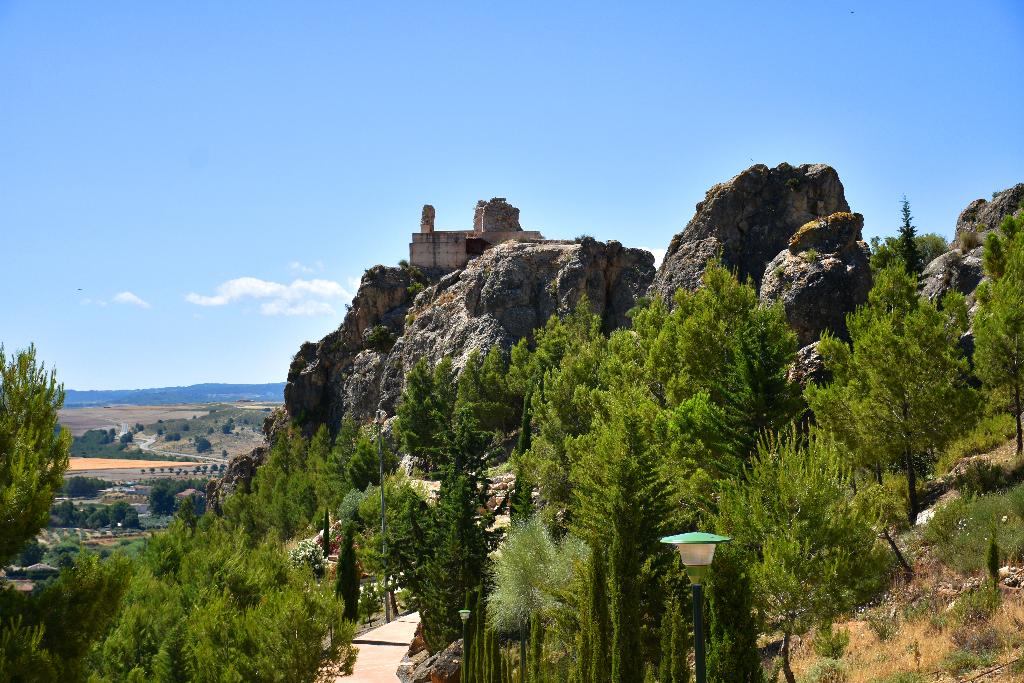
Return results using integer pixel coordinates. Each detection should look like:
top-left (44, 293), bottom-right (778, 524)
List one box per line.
top-left (409, 197), bottom-right (546, 270)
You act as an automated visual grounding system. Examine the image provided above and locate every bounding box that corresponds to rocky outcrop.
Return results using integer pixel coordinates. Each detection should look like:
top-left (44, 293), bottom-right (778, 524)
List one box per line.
top-left (651, 163), bottom-right (850, 301)
top-left (284, 265), bottom-right (421, 432)
top-left (285, 238), bottom-right (654, 434)
top-left (955, 183), bottom-right (1024, 242)
top-left (206, 446), bottom-right (267, 514)
top-left (788, 341), bottom-right (828, 387)
top-left (919, 247), bottom-right (985, 309)
top-left (398, 638), bottom-right (461, 683)
top-left (759, 212), bottom-right (872, 345)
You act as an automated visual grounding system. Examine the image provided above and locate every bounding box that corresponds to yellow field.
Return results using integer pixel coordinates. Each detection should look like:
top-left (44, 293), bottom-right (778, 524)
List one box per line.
top-left (67, 457), bottom-right (186, 471)
top-left (59, 405), bottom-right (212, 436)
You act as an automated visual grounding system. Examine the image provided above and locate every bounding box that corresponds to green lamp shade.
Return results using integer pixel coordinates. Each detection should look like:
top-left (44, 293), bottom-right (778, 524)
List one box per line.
top-left (660, 532), bottom-right (731, 567)
top-left (458, 609), bottom-right (471, 622)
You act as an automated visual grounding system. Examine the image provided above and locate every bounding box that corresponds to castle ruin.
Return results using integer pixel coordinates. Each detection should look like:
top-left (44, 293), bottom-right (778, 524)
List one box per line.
top-left (409, 198), bottom-right (545, 270)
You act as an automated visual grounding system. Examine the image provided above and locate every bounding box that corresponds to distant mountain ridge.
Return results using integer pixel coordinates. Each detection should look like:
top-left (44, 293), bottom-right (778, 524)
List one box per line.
top-left (64, 383), bottom-right (286, 407)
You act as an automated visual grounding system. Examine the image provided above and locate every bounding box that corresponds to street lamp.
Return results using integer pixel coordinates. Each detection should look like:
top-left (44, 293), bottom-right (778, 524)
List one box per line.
top-left (660, 531), bottom-right (731, 683)
top-left (377, 409), bottom-right (391, 623)
top-left (459, 609), bottom-right (471, 677)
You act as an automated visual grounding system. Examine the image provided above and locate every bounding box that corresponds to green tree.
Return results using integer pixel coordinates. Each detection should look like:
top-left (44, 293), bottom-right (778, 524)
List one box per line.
top-left (807, 266), bottom-right (976, 524)
top-left (397, 358), bottom-right (456, 472)
top-left (322, 509), bottom-right (331, 558)
top-left (572, 392), bottom-right (673, 682)
top-left (974, 228), bottom-right (1024, 454)
top-left (895, 196), bottom-right (922, 275)
top-left (718, 430), bottom-right (882, 683)
top-left (0, 345), bottom-right (71, 562)
top-left (658, 596), bottom-right (688, 683)
top-left (529, 612), bottom-right (543, 683)
top-left (337, 522), bottom-right (360, 621)
top-left (705, 545), bottom-right (763, 683)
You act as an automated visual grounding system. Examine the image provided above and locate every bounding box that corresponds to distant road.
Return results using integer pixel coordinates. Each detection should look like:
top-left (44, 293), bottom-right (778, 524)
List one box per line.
top-left (134, 434), bottom-right (227, 464)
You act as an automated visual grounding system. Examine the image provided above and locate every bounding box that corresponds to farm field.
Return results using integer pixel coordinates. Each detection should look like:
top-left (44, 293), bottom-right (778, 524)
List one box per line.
top-left (58, 405), bottom-right (213, 436)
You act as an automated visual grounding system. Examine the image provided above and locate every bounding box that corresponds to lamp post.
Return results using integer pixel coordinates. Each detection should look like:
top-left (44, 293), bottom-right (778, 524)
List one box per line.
top-left (459, 609), bottom-right (471, 678)
top-left (378, 409), bottom-right (390, 623)
top-left (660, 532), bottom-right (731, 683)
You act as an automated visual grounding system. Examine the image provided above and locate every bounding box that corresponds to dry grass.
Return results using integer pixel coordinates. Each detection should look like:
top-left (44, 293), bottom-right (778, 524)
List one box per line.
top-left (790, 578), bottom-right (1024, 681)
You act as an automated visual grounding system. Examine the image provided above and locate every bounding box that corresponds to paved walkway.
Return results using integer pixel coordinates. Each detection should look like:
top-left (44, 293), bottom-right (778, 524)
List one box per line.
top-left (337, 612), bottom-right (420, 682)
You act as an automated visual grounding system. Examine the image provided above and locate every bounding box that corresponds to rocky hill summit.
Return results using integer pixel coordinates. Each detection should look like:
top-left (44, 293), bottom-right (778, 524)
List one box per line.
top-left (650, 162), bottom-right (852, 299)
top-left (285, 236), bottom-right (653, 433)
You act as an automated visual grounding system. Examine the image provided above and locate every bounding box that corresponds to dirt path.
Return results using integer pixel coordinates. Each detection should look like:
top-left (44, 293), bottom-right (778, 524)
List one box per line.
top-left (337, 612), bottom-right (420, 682)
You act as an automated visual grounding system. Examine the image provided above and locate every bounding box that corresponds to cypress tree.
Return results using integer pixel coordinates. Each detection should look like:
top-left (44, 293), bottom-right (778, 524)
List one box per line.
top-left (475, 585), bottom-right (487, 683)
top-left (705, 540), bottom-right (765, 682)
top-left (464, 590), bottom-right (478, 683)
top-left (336, 522), bottom-right (360, 622)
top-left (987, 528), bottom-right (1001, 587)
top-left (490, 629), bottom-right (503, 683)
top-left (516, 387), bottom-right (533, 455)
top-left (529, 613), bottom-right (543, 683)
top-left (658, 601), bottom-right (672, 683)
top-left (322, 508), bottom-right (331, 558)
top-left (589, 547), bottom-right (611, 683)
top-left (896, 196), bottom-right (922, 275)
top-left (669, 599), bottom-right (689, 683)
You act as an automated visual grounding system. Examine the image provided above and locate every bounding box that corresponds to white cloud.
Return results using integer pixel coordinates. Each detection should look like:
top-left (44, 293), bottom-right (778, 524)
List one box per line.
top-left (112, 291), bottom-right (150, 308)
top-left (288, 260), bottom-right (324, 274)
top-left (186, 276), bottom-right (351, 316)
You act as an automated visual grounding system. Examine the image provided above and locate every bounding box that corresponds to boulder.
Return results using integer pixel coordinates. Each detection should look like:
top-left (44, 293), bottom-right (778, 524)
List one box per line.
top-left (954, 183), bottom-right (1024, 244)
top-left (759, 212), bottom-right (871, 346)
top-left (788, 342), bottom-right (829, 387)
top-left (206, 446), bottom-right (268, 514)
top-left (651, 162), bottom-right (850, 301)
top-left (919, 247), bottom-right (985, 310)
top-left (399, 639), bottom-right (462, 683)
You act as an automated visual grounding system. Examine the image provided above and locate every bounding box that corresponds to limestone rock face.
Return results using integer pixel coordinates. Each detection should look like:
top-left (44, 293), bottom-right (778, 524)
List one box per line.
top-left (920, 247), bottom-right (985, 310)
top-left (378, 238), bottom-right (654, 413)
top-left (788, 341), bottom-right (829, 387)
top-left (651, 163), bottom-right (850, 301)
top-left (955, 183), bottom-right (1024, 242)
top-left (759, 212), bottom-right (871, 346)
top-left (284, 265), bottom-right (417, 432)
top-left (284, 238), bottom-right (653, 434)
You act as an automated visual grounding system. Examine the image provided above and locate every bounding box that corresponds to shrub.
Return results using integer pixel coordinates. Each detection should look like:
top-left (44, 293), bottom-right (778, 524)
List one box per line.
top-left (866, 610), bottom-right (899, 642)
top-left (938, 414), bottom-right (1015, 474)
top-left (802, 248), bottom-right (820, 263)
top-left (366, 325), bottom-right (397, 353)
top-left (288, 538), bottom-right (325, 577)
top-left (801, 658), bottom-right (847, 683)
top-left (868, 674), bottom-right (924, 683)
top-left (954, 460), bottom-right (1008, 497)
top-left (813, 623), bottom-right (850, 659)
top-left (923, 483), bottom-right (1024, 574)
top-left (942, 648), bottom-right (993, 676)
top-left (952, 587), bottom-right (1000, 625)
top-left (958, 230), bottom-right (982, 252)
top-left (950, 625), bottom-right (1001, 655)
top-left (407, 281), bottom-right (425, 298)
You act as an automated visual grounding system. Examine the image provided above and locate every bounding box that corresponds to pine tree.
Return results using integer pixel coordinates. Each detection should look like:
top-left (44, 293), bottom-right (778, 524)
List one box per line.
top-left (896, 196), bottom-right (922, 275)
top-left (974, 221), bottom-right (1024, 455)
top-left (322, 508), bottom-right (331, 558)
top-left (336, 522), bottom-right (360, 621)
top-left (706, 546), bottom-right (763, 683)
top-left (807, 265), bottom-right (977, 524)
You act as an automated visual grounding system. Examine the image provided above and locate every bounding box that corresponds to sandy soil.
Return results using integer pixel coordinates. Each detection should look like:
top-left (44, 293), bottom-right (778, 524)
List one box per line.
top-left (67, 457), bottom-right (195, 471)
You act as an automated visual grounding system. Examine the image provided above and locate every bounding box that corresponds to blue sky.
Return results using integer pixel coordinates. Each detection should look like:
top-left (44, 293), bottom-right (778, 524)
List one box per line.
top-left (2, 1), bottom-right (1022, 390)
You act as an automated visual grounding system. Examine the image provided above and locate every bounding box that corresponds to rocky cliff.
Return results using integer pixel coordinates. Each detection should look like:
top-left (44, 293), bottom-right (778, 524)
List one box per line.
top-left (954, 183), bottom-right (1024, 241)
top-left (650, 162), bottom-right (851, 300)
top-left (284, 238), bottom-right (654, 433)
